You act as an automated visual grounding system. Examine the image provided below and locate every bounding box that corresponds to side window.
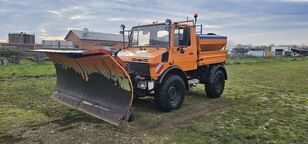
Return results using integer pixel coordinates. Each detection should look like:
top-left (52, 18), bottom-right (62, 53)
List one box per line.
top-left (174, 28), bottom-right (183, 47)
top-left (174, 27), bottom-right (191, 47)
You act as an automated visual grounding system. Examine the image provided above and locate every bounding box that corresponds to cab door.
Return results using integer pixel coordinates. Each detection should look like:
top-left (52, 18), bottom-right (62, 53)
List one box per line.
top-left (172, 26), bottom-right (197, 71)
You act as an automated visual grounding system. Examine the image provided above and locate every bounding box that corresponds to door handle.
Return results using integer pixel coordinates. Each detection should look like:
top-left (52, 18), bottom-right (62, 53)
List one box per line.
top-left (189, 53), bottom-right (194, 55)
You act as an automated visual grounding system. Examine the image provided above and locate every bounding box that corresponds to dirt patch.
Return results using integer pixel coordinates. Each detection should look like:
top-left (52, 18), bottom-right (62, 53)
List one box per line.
top-left (134, 98), bottom-right (238, 134)
top-left (0, 134), bottom-right (26, 143)
top-left (1, 98), bottom-right (239, 144)
top-left (0, 74), bottom-right (55, 80)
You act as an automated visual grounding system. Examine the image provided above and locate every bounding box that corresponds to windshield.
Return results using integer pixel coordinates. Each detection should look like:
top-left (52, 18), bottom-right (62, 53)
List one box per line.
top-left (129, 24), bottom-right (169, 48)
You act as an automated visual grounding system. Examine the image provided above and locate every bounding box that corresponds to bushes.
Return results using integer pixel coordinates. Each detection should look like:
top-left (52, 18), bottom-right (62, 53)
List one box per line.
top-left (0, 48), bottom-right (46, 63)
top-left (226, 57), bottom-right (306, 65)
top-left (0, 48), bottom-right (27, 58)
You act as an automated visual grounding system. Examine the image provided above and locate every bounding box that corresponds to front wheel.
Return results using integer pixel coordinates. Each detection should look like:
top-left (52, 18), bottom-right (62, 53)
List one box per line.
top-left (155, 75), bottom-right (186, 112)
top-left (205, 69), bottom-right (225, 98)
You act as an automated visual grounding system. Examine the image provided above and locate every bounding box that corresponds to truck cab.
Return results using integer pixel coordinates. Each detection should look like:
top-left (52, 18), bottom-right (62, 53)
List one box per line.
top-left (118, 22), bottom-right (199, 79)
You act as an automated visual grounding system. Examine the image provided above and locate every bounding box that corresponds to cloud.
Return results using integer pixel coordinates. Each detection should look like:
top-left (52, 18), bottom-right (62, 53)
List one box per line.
top-left (0, 0), bottom-right (307, 45)
top-left (48, 10), bottom-right (63, 17)
top-left (38, 27), bottom-right (47, 33)
top-left (280, 0), bottom-right (308, 3)
top-left (107, 17), bottom-right (129, 21)
top-left (204, 24), bottom-right (222, 29)
top-left (70, 15), bottom-right (81, 20)
top-left (0, 38), bottom-right (7, 43)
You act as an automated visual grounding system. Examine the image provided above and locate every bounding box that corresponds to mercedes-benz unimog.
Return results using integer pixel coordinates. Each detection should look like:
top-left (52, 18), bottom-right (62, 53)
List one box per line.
top-left (33, 14), bottom-right (228, 125)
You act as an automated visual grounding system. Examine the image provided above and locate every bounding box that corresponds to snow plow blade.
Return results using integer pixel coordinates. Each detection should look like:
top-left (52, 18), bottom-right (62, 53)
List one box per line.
top-left (32, 49), bottom-right (133, 126)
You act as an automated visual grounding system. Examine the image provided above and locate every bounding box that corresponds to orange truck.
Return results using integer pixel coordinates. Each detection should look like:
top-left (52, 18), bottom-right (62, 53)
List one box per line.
top-left (33, 14), bottom-right (228, 125)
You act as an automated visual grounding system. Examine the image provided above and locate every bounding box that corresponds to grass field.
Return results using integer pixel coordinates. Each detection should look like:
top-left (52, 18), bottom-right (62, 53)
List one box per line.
top-left (0, 58), bottom-right (307, 143)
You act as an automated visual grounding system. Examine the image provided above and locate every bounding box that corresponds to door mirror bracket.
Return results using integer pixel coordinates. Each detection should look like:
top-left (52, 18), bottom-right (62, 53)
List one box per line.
top-left (177, 46), bottom-right (185, 54)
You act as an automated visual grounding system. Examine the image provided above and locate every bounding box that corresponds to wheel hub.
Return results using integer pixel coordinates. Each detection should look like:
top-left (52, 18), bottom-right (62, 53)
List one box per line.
top-left (168, 86), bottom-right (178, 101)
top-left (215, 76), bottom-right (224, 93)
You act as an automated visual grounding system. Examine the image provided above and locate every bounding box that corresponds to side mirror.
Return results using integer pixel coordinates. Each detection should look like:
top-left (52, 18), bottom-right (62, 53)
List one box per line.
top-left (119, 24), bottom-right (125, 34)
top-left (120, 24), bottom-right (125, 30)
top-left (120, 24), bottom-right (126, 49)
top-left (177, 46), bottom-right (185, 54)
top-left (165, 19), bottom-right (172, 30)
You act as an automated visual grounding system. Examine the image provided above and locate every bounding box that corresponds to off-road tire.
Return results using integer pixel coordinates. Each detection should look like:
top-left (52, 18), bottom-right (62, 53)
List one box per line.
top-left (205, 69), bottom-right (225, 98)
top-left (155, 75), bottom-right (186, 112)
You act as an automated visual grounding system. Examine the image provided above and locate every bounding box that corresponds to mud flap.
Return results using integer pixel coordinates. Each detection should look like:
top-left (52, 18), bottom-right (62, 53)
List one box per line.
top-left (34, 49), bottom-right (133, 125)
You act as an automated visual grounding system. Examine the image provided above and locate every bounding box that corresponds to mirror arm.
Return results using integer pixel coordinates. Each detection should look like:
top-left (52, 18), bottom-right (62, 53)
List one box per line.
top-left (180, 47), bottom-right (185, 54)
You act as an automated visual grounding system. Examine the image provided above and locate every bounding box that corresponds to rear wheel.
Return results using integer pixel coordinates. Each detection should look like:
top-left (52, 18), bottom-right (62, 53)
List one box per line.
top-left (205, 69), bottom-right (225, 98)
top-left (155, 75), bottom-right (186, 112)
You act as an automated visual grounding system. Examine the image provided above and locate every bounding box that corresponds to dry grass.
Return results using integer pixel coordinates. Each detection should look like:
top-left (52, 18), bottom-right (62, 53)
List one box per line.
top-left (0, 58), bottom-right (307, 143)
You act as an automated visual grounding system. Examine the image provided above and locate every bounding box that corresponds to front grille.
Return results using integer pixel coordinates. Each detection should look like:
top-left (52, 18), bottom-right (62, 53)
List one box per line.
top-left (126, 62), bottom-right (150, 77)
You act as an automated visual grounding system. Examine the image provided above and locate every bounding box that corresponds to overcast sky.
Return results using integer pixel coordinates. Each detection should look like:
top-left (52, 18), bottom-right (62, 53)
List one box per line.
top-left (0, 0), bottom-right (307, 45)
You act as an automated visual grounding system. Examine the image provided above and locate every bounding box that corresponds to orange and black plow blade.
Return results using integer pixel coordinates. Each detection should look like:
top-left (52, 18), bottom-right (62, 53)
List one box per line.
top-left (33, 49), bottom-right (133, 126)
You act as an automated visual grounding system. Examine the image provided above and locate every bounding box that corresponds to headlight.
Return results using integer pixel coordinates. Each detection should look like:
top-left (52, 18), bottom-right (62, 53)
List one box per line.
top-left (137, 81), bottom-right (147, 89)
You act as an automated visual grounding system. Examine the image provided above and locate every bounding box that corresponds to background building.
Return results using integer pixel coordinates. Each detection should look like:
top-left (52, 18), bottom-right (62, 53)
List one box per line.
top-left (271, 46), bottom-right (292, 56)
top-left (0, 43), bottom-right (38, 50)
top-left (0, 32), bottom-right (37, 49)
top-left (292, 48), bottom-right (308, 56)
top-left (247, 49), bottom-right (266, 57)
top-left (227, 45), bottom-right (233, 56)
top-left (42, 40), bottom-right (74, 49)
top-left (65, 28), bottom-right (127, 50)
top-left (9, 32), bottom-right (35, 44)
top-left (230, 48), bottom-right (249, 57)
